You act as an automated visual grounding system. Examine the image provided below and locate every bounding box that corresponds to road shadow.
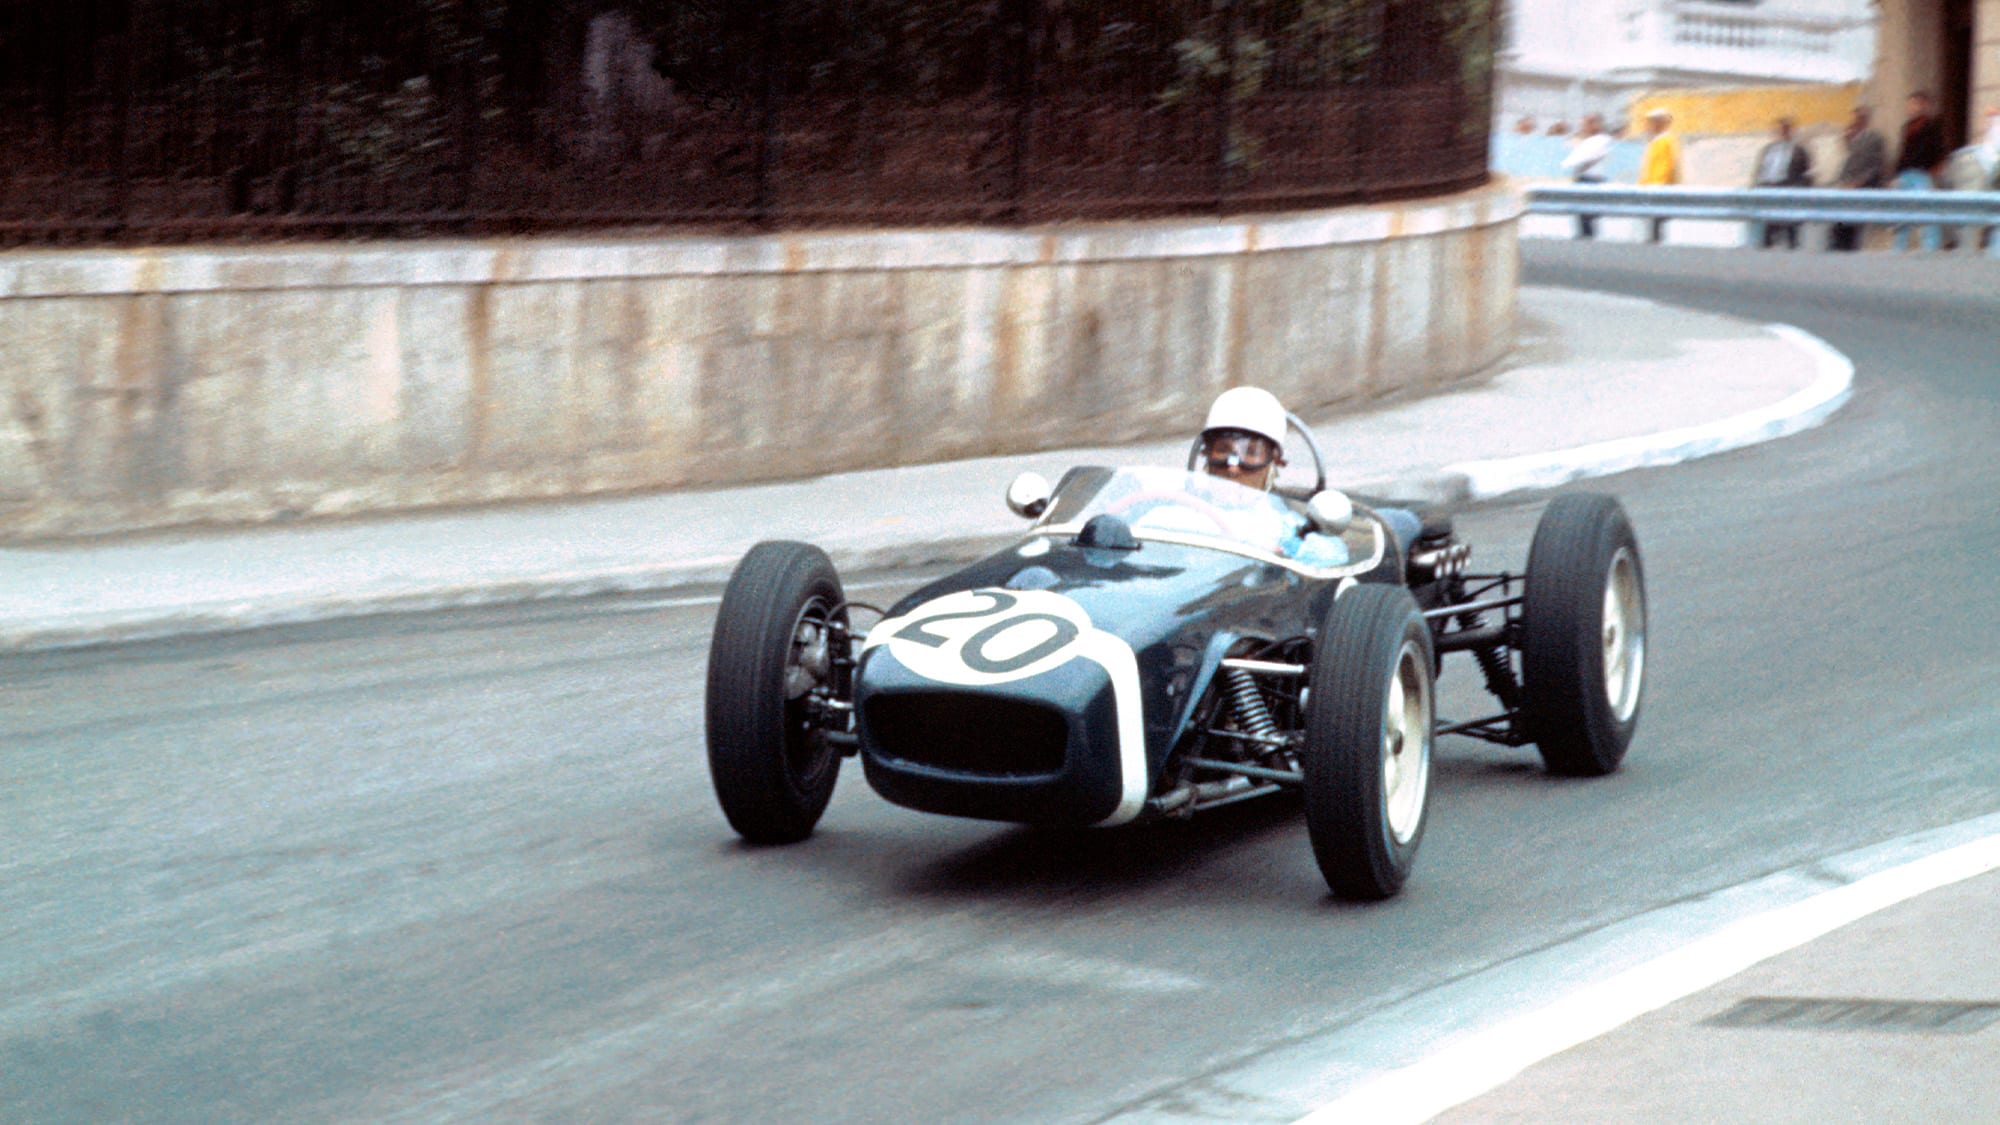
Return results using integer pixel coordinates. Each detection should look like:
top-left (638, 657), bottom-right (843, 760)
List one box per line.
top-left (867, 793), bottom-right (1311, 903)
top-left (694, 742), bottom-right (1587, 911)
top-left (1433, 748), bottom-right (1545, 785)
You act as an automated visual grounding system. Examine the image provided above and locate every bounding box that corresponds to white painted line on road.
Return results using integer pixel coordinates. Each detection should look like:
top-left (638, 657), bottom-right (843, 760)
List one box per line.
top-left (1446, 320), bottom-right (1855, 500)
top-left (1291, 821), bottom-right (2000, 1125)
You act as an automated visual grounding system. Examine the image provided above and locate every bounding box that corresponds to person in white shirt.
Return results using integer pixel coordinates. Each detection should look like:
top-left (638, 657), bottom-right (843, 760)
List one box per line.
top-left (1560, 113), bottom-right (1613, 240)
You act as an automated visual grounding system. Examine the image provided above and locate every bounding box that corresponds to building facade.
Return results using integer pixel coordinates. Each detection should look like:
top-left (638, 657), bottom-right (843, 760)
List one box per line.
top-left (1499, 0), bottom-right (1878, 129)
top-left (1502, 0), bottom-right (1998, 149)
top-left (1872, 0), bottom-right (1999, 149)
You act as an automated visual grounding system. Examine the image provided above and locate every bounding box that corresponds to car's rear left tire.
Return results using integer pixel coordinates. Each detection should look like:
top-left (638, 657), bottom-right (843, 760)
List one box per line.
top-left (1520, 493), bottom-right (1646, 777)
top-left (1301, 584), bottom-right (1436, 900)
top-left (705, 541), bottom-right (847, 844)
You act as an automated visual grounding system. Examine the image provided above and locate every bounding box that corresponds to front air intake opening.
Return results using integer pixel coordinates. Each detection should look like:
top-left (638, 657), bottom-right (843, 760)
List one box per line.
top-left (865, 693), bottom-right (1068, 777)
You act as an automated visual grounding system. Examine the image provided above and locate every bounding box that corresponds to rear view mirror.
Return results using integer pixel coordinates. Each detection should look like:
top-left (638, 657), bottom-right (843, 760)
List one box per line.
top-left (1306, 490), bottom-right (1353, 535)
top-left (1006, 472), bottom-right (1051, 519)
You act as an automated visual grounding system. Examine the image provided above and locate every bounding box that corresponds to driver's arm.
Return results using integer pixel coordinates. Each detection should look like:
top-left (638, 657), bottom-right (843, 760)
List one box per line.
top-left (1276, 510), bottom-right (1349, 566)
top-left (1292, 532), bottom-right (1350, 567)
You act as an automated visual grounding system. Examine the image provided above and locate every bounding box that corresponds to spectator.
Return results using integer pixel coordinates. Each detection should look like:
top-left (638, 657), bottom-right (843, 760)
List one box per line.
top-left (1561, 113), bottom-right (1614, 240)
top-left (1891, 91), bottom-right (1947, 252)
top-left (1750, 117), bottom-right (1813, 249)
top-left (1637, 108), bottom-right (1680, 244)
top-left (1515, 115), bottom-right (1537, 135)
top-left (1829, 105), bottom-right (1888, 252)
top-left (1547, 120), bottom-right (1571, 136)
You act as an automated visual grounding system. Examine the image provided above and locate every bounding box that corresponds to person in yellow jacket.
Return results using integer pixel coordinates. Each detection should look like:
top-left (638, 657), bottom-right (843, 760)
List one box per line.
top-left (1637, 108), bottom-right (1680, 243)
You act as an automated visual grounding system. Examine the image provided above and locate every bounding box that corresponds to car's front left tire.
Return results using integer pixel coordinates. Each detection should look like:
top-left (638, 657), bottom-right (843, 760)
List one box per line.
top-left (705, 541), bottom-right (847, 844)
top-left (1301, 584), bottom-right (1436, 900)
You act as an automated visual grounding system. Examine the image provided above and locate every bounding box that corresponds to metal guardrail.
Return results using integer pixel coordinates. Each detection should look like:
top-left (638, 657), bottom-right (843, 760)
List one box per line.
top-left (1526, 185), bottom-right (2000, 228)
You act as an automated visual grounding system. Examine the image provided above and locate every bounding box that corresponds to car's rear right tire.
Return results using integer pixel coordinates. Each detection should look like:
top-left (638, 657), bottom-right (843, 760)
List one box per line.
top-left (1301, 584), bottom-right (1435, 900)
top-left (705, 541), bottom-right (847, 844)
top-left (1520, 493), bottom-right (1646, 777)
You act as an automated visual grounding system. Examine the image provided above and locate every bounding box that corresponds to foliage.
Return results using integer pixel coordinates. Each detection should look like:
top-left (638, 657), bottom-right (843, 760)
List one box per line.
top-left (0, 0), bottom-right (1494, 237)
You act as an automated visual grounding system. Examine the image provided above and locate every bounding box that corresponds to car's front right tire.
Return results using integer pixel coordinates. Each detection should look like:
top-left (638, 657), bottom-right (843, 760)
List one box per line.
top-left (1301, 584), bottom-right (1436, 900)
top-left (705, 541), bottom-right (847, 844)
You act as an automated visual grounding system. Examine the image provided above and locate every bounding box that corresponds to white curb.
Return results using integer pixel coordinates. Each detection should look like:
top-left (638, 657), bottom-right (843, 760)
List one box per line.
top-left (1096, 812), bottom-right (2000, 1123)
top-left (1292, 816), bottom-right (2000, 1125)
top-left (1444, 321), bottom-right (1854, 500)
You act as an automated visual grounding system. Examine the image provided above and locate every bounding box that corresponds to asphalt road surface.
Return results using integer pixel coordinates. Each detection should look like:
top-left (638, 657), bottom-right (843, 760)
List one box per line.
top-left (4, 245), bottom-right (1997, 1123)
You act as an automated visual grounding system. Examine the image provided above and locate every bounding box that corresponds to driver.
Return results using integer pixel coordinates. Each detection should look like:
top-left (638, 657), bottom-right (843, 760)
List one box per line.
top-left (1190, 388), bottom-right (1347, 565)
top-left (1196, 387), bottom-right (1430, 567)
top-left (1198, 387), bottom-right (1289, 491)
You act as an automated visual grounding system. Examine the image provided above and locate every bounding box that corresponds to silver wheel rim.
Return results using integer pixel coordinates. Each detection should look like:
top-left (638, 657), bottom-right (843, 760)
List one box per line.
top-left (783, 597), bottom-right (833, 702)
top-left (1602, 548), bottom-right (1646, 723)
top-left (782, 597), bottom-right (838, 787)
top-left (1382, 640), bottom-right (1433, 844)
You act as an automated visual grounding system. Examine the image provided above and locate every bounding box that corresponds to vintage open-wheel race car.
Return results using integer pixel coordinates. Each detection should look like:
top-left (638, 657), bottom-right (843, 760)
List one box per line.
top-left (703, 414), bottom-right (1646, 899)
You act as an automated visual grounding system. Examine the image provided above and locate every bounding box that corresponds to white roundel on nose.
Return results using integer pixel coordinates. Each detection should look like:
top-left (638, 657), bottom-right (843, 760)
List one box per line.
top-left (865, 587), bottom-right (1097, 687)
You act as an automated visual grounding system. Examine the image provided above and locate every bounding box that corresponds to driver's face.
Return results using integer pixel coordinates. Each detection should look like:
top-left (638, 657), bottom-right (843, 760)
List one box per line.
top-left (1202, 431), bottom-right (1281, 489)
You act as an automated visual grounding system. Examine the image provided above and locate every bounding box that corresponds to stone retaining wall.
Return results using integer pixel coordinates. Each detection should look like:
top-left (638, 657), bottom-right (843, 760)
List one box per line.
top-left (0, 182), bottom-right (1519, 541)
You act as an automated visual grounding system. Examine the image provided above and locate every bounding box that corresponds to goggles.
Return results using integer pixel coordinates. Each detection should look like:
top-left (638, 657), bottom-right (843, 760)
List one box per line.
top-left (1202, 432), bottom-right (1278, 472)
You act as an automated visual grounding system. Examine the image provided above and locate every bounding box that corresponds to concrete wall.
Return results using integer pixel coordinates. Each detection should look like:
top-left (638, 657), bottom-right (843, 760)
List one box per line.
top-left (0, 183), bottom-right (1520, 541)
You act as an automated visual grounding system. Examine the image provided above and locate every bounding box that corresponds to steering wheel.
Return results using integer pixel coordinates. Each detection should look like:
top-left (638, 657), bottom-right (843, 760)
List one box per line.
top-left (1104, 490), bottom-right (1233, 536)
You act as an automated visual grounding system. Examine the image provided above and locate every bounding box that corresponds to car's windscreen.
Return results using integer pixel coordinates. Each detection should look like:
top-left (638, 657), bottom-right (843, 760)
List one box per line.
top-left (1033, 466), bottom-right (1380, 572)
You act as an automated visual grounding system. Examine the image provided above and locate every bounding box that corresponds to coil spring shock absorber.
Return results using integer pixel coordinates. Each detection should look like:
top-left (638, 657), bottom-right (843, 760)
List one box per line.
top-left (1222, 666), bottom-right (1280, 743)
top-left (1451, 576), bottom-right (1521, 709)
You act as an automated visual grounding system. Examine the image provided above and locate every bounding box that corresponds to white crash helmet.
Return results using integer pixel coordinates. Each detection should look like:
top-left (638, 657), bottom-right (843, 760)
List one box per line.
top-left (1201, 386), bottom-right (1288, 452)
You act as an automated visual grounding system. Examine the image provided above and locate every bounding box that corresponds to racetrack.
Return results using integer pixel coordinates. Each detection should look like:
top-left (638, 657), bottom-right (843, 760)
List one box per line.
top-left (3, 246), bottom-right (1997, 1123)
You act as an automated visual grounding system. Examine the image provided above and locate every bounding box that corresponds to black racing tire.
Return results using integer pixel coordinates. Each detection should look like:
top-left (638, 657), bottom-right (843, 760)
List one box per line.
top-left (704, 541), bottom-right (847, 844)
top-left (1520, 493), bottom-right (1646, 777)
top-left (1301, 584), bottom-right (1436, 900)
